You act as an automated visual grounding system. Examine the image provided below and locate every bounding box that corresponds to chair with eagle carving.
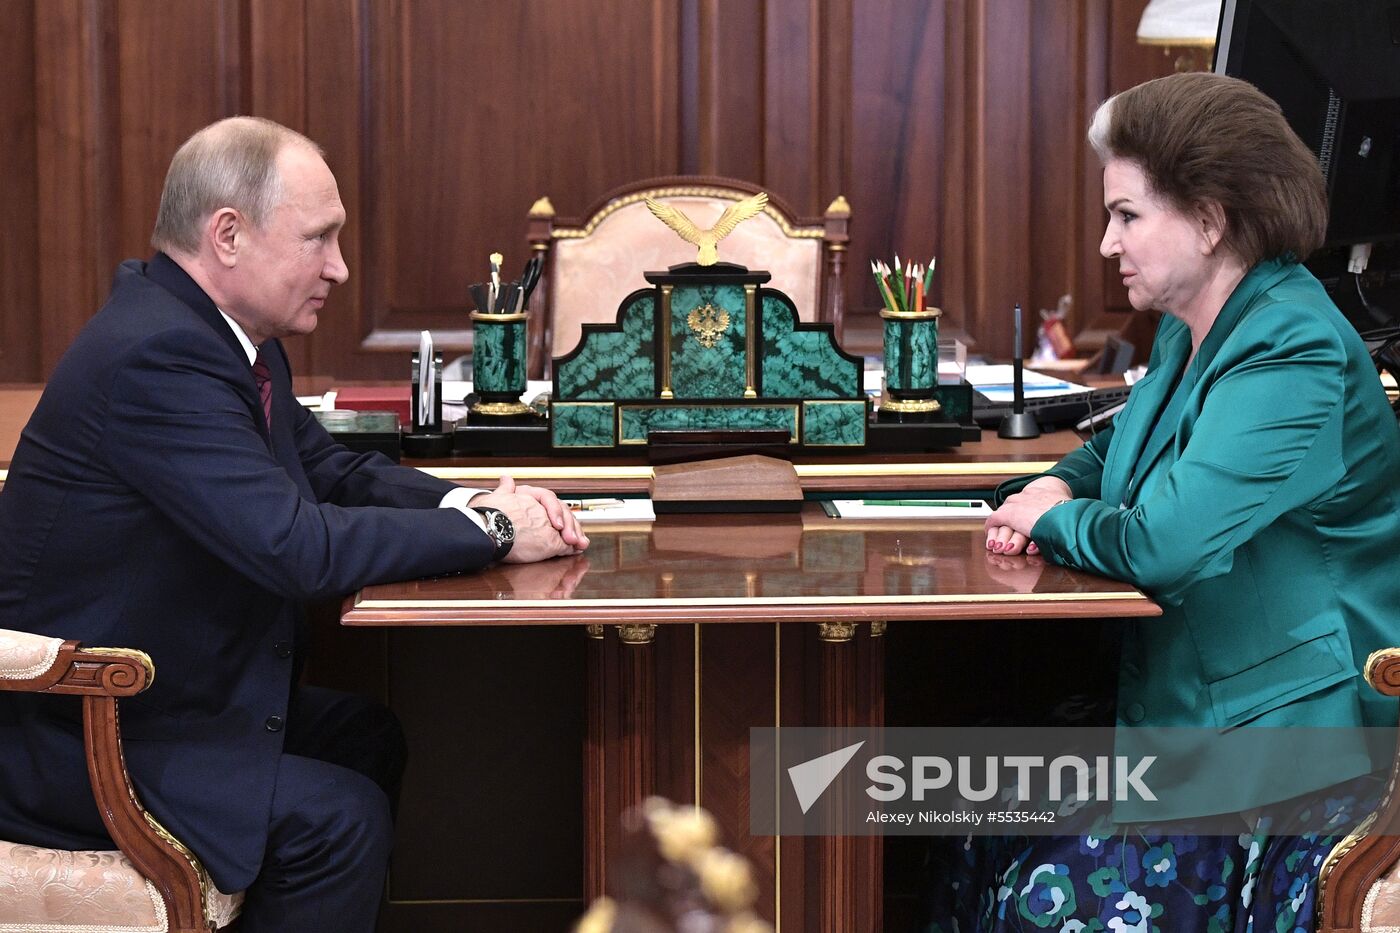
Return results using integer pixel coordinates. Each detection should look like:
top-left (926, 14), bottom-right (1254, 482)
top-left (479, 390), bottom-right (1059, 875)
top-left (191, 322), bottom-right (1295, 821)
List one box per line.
top-left (524, 176), bottom-right (851, 379)
top-left (0, 628), bottom-right (242, 932)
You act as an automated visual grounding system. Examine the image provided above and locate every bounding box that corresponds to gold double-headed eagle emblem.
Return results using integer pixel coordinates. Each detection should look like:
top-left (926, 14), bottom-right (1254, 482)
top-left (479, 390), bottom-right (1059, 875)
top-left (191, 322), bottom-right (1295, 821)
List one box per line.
top-left (685, 303), bottom-right (729, 348)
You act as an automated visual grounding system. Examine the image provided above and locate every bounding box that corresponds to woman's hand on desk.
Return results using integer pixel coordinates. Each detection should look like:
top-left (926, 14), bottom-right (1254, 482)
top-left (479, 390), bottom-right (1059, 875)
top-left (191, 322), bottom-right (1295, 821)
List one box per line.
top-left (473, 475), bottom-right (591, 563)
top-left (985, 477), bottom-right (1072, 556)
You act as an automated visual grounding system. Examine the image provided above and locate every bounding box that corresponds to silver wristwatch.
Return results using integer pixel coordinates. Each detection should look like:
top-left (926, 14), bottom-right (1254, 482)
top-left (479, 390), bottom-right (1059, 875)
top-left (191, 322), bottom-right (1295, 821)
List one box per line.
top-left (472, 507), bottom-right (515, 561)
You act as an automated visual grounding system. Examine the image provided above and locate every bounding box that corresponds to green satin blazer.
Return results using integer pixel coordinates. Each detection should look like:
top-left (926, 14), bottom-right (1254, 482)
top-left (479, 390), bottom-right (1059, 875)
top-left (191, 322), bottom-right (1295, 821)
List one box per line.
top-left (1002, 258), bottom-right (1400, 817)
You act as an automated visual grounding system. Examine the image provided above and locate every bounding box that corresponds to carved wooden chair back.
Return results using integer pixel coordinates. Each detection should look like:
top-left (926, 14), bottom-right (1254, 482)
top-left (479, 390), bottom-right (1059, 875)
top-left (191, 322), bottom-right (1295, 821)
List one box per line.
top-left (0, 628), bottom-right (241, 932)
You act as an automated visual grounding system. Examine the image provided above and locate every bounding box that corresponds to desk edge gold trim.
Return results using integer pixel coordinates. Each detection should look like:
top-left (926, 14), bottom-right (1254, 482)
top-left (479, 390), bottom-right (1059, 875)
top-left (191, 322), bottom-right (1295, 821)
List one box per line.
top-left (354, 591), bottom-right (1149, 610)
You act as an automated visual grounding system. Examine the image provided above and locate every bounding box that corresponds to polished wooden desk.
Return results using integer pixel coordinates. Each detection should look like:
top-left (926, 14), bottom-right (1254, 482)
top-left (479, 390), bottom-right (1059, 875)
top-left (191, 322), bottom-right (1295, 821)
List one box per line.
top-left (343, 505), bottom-right (1159, 932)
top-left (345, 507), bottom-right (1153, 627)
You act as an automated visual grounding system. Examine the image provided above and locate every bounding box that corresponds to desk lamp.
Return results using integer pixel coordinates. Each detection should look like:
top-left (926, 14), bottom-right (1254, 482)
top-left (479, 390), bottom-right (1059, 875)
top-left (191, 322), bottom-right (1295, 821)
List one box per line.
top-left (1137, 0), bottom-right (1221, 72)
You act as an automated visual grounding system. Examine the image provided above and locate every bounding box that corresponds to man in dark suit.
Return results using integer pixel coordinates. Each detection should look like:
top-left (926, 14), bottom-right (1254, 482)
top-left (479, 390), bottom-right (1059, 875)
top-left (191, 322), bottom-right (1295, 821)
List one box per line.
top-left (0, 116), bottom-right (587, 931)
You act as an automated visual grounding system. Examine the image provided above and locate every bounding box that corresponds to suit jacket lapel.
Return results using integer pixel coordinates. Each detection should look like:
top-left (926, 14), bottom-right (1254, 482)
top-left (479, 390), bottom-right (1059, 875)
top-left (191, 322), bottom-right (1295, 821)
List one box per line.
top-left (1127, 361), bottom-right (1197, 502)
top-left (145, 253), bottom-right (249, 366)
top-left (1191, 257), bottom-right (1293, 374)
top-left (1103, 258), bottom-right (1296, 507)
top-left (1101, 318), bottom-right (1190, 507)
top-left (143, 253), bottom-right (271, 443)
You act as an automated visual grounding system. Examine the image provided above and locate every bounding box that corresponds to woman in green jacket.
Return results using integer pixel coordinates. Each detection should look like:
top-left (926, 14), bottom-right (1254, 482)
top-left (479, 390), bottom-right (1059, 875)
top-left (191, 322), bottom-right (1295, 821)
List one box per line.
top-left (934, 72), bottom-right (1400, 932)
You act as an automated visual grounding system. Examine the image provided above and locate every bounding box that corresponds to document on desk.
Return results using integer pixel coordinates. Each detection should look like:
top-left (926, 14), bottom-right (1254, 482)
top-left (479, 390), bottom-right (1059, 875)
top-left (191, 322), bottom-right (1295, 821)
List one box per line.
top-left (965, 364), bottom-right (1090, 402)
top-left (826, 499), bottom-right (992, 519)
top-left (561, 498), bottom-right (656, 521)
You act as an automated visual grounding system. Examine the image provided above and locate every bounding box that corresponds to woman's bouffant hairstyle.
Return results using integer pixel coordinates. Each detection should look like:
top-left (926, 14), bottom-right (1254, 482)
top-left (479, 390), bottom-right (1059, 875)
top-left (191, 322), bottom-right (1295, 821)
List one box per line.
top-left (1087, 72), bottom-right (1328, 266)
top-left (151, 116), bottom-right (322, 255)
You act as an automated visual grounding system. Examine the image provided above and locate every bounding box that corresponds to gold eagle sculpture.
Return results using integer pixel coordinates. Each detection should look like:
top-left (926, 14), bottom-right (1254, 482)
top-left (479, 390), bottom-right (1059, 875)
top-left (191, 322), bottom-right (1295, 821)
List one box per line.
top-left (644, 192), bottom-right (769, 266)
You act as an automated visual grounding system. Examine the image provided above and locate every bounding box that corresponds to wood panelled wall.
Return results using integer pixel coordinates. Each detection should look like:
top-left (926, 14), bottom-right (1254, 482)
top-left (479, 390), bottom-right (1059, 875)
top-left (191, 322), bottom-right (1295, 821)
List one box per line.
top-left (0, 0), bottom-right (1175, 383)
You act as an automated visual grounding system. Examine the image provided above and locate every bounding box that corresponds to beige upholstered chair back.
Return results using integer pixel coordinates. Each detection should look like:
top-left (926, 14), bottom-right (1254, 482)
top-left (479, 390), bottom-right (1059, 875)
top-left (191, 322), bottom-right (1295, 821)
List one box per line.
top-left (526, 177), bottom-right (849, 378)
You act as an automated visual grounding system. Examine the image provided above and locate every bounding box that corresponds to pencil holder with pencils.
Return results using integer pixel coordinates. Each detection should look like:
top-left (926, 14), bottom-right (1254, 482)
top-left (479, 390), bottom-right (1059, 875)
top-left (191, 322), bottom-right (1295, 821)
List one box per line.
top-left (872, 257), bottom-right (941, 420)
top-left (468, 251), bottom-right (539, 420)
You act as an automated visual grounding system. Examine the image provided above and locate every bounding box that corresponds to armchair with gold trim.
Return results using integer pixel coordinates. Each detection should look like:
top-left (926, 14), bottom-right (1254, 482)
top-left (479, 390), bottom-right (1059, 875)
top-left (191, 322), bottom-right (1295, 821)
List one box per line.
top-left (0, 628), bottom-right (242, 933)
top-left (525, 176), bottom-right (850, 379)
top-left (1317, 648), bottom-right (1400, 932)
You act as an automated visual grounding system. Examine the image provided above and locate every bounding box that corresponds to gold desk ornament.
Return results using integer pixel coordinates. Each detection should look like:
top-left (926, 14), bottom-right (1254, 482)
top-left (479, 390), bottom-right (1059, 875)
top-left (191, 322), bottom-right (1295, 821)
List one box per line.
top-left (617, 623), bottom-right (658, 645)
top-left (817, 621), bottom-right (857, 643)
top-left (825, 194), bottom-right (852, 218)
top-left (879, 396), bottom-right (941, 414)
top-left (645, 191), bottom-right (769, 266)
top-left (686, 302), bottom-right (730, 348)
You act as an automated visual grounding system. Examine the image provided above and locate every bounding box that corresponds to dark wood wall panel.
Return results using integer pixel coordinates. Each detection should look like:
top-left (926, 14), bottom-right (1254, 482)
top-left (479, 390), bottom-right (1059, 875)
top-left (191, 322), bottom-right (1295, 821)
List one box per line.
top-left (245, 0), bottom-right (306, 375)
top-left (1030, 0), bottom-right (1086, 350)
top-left (1077, 0), bottom-right (1113, 333)
top-left (33, 0), bottom-right (119, 376)
top-left (303, 0), bottom-right (685, 378)
top-left (300, 0), bottom-right (363, 380)
top-left (0, 0), bottom-right (40, 382)
top-left (8, 0), bottom-right (1174, 381)
top-left (848, 0), bottom-right (946, 324)
top-left (971, 0), bottom-right (1035, 357)
top-left (112, 0), bottom-right (237, 268)
top-left (697, 0), bottom-right (765, 180)
top-left (762, 0), bottom-right (820, 216)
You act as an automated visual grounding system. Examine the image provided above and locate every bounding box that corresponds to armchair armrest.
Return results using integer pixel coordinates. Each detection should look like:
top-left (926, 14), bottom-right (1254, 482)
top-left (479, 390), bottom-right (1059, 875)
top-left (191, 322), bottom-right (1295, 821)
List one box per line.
top-left (0, 629), bottom-right (153, 696)
top-left (1317, 648), bottom-right (1400, 932)
top-left (0, 627), bottom-right (213, 933)
top-left (1365, 649), bottom-right (1400, 698)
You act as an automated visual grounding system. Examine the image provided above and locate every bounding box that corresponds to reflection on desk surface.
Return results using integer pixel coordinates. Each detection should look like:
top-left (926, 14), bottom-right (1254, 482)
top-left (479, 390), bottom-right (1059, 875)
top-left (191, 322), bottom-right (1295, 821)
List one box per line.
top-left (344, 503), bottom-right (1159, 626)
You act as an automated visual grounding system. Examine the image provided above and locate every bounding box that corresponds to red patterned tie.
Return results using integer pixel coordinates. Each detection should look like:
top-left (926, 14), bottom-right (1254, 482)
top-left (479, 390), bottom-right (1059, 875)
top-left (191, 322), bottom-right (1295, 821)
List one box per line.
top-left (252, 350), bottom-right (273, 430)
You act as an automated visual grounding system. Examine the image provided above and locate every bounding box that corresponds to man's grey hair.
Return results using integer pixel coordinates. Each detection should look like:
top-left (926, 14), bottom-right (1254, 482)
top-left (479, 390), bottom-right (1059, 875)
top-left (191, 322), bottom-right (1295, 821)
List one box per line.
top-left (151, 116), bottom-right (323, 255)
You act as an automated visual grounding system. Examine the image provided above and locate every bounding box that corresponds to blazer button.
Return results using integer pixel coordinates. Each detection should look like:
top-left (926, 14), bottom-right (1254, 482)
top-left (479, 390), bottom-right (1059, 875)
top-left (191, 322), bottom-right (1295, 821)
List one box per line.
top-left (275, 641), bottom-right (293, 659)
top-left (1124, 702), bottom-right (1146, 724)
top-left (265, 715), bottom-right (284, 733)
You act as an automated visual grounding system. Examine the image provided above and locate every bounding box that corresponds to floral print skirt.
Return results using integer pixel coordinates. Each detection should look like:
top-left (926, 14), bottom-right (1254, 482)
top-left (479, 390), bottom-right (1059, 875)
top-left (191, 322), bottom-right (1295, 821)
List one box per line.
top-left (920, 773), bottom-right (1382, 933)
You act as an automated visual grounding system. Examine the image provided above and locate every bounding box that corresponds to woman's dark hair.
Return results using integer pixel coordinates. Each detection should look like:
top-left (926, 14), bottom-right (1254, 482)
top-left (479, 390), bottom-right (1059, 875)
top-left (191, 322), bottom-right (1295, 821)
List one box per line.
top-left (1088, 72), bottom-right (1328, 265)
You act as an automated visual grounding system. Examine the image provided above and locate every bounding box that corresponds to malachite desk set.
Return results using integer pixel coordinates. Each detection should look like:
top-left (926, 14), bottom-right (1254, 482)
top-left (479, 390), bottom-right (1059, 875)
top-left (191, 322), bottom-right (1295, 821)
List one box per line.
top-left (459, 191), bottom-right (975, 458)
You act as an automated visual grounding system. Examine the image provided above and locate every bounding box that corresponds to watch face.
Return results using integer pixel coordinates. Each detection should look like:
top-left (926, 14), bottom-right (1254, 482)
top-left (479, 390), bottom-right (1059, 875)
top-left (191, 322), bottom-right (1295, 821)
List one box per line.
top-left (488, 509), bottom-right (515, 544)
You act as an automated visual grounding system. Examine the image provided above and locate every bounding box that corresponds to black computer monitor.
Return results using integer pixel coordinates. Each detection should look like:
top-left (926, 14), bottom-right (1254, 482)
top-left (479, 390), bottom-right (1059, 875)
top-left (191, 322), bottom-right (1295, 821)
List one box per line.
top-left (1216, 0), bottom-right (1400, 402)
top-left (1215, 0), bottom-right (1400, 247)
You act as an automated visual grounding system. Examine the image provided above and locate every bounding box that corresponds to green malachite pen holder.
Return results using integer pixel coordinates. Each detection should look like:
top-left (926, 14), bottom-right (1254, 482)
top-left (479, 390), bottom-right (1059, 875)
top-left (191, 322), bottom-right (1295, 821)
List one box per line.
top-left (470, 310), bottom-right (532, 418)
top-left (879, 306), bottom-right (942, 421)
